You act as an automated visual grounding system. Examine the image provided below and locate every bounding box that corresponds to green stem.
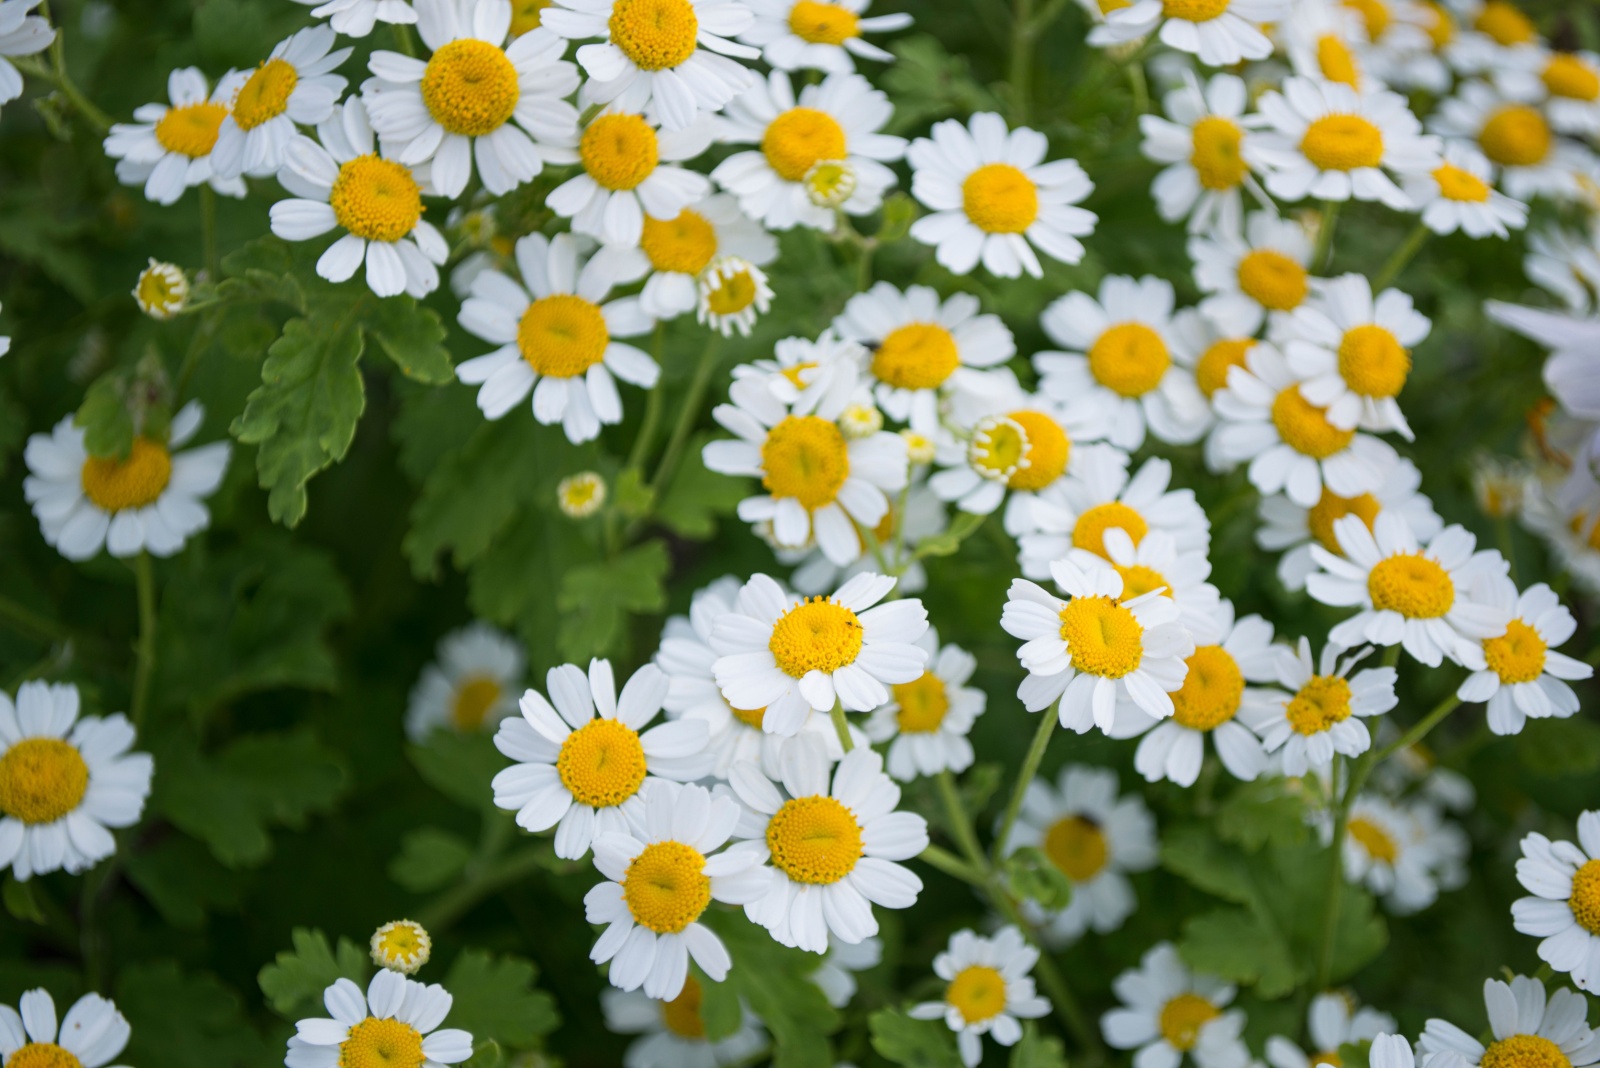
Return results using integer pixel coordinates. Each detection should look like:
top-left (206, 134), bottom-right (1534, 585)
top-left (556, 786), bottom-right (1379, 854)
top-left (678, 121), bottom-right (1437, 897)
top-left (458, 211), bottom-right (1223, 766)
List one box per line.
top-left (199, 185), bottom-right (220, 280)
top-left (1126, 59), bottom-right (1149, 115)
top-left (936, 768), bottom-right (988, 872)
top-left (986, 878), bottom-right (1102, 1060)
top-left (887, 482), bottom-right (912, 576)
top-left (1312, 753), bottom-right (1368, 991)
top-left (79, 853), bottom-right (122, 991)
top-left (392, 21), bottom-right (419, 57)
top-left (1375, 693), bottom-right (1462, 763)
top-left (1312, 200), bottom-right (1342, 273)
top-left (129, 554), bottom-right (157, 731)
top-left (646, 333), bottom-right (721, 498)
top-left (1008, 0), bottom-right (1037, 124)
top-left (829, 701), bottom-right (854, 753)
top-left (33, 4), bottom-right (112, 133)
top-left (624, 324), bottom-right (668, 472)
top-left (1380, 644), bottom-right (1401, 669)
top-left (1372, 222), bottom-right (1429, 290)
top-left (993, 707), bottom-right (1057, 863)
top-left (416, 846), bottom-right (548, 932)
top-left (918, 843), bottom-right (988, 887)
top-left (854, 236), bottom-right (875, 292)
top-left (1496, 514), bottom-right (1519, 585)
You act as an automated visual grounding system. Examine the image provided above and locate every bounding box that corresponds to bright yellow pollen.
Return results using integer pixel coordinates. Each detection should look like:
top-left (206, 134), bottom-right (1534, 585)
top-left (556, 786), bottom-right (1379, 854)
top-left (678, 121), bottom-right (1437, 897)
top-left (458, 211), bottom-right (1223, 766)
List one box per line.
top-left (1190, 116), bottom-right (1247, 191)
top-left (580, 113), bottom-right (660, 191)
top-left (1159, 994), bottom-right (1221, 1051)
top-left (330, 155), bottom-right (423, 243)
top-left (510, 0), bottom-right (555, 35)
top-left (1314, 1051), bottom-right (1347, 1068)
top-left (763, 108), bottom-right (847, 182)
top-left (339, 1017), bottom-right (425, 1068)
top-left (766, 794), bottom-right (863, 884)
top-left (730, 705), bottom-right (767, 728)
top-left (1544, 54), bottom-right (1600, 101)
top-left (1308, 489), bottom-right (1381, 553)
top-left (371, 919), bottom-right (431, 973)
top-left (1058, 595), bottom-right (1145, 679)
top-left (136, 265), bottom-right (187, 317)
top-left (706, 267), bottom-right (760, 316)
top-left (1473, 1), bottom-right (1535, 46)
top-left (873, 323), bottom-right (961, 391)
top-left (232, 58), bottom-right (298, 131)
top-left (81, 437), bottom-right (173, 512)
top-left (610, 0), bottom-right (699, 71)
top-left (1004, 410), bottom-right (1070, 491)
top-left (804, 159), bottom-right (856, 205)
top-left (0, 738), bottom-right (90, 825)
top-left (1237, 249), bottom-right (1309, 312)
top-left (962, 163), bottom-right (1039, 234)
top-left (769, 597), bottom-right (863, 677)
top-left (1099, 0), bottom-right (1131, 10)
top-left (1286, 674), bottom-right (1353, 735)
top-left (155, 101), bottom-right (227, 158)
top-left (789, 0), bottom-right (860, 44)
top-left (761, 415), bottom-right (850, 510)
top-left (1162, 0), bottom-right (1229, 21)
top-left (780, 360), bottom-right (818, 390)
top-left (1483, 618), bottom-right (1547, 683)
top-left (1113, 563), bottom-right (1170, 602)
top-left (624, 840), bottom-right (712, 933)
top-left (661, 976), bottom-right (707, 1038)
top-left (517, 294), bottom-right (610, 378)
top-left (893, 672), bottom-right (950, 733)
top-left (451, 676), bottom-right (502, 731)
top-left (1088, 322), bottom-right (1171, 398)
top-left (1434, 162), bottom-right (1491, 202)
top-left (1318, 34), bottom-right (1361, 86)
top-left (946, 965), bottom-right (1009, 1025)
top-left (1171, 645), bottom-right (1244, 731)
top-left (1480, 1035), bottom-right (1572, 1068)
top-left (1300, 114), bottom-right (1385, 171)
top-left (1044, 815), bottom-right (1108, 880)
top-left (1272, 387), bottom-right (1355, 459)
top-left (1368, 552), bottom-right (1454, 618)
top-left (1479, 105), bottom-right (1552, 168)
top-left (1072, 502), bottom-right (1149, 559)
top-left (1569, 860), bottom-right (1600, 934)
top-left (556, 718), bottom-right (648, 808)
top-left (420, 39), bottom-right (519, 137)
top-left (641, 208), bottom-right (718, 274)
top-left (1343, 0), bottom-right (1391, 38)
top-left (1348, 815), bottom-right (1399, 863)
top-left (7, 1044), bottom-right (83, 1068)
top-left (1337, 324), bottom-right (1411, 398)
top-left (1420, 1), bottom-right (1453, 47)
top-left (1196, 338), bottom-right (1254, 398)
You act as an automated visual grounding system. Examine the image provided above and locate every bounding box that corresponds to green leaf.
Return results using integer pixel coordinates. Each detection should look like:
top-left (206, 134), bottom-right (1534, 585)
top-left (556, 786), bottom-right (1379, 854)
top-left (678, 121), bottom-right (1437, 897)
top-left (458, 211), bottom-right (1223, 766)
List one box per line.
top-left (119, 962), bottom-right (273, 1068)
top-left (122, 835), bottom-right (245, 929)
top-left (697, 969), bottom-right (746, 1042)
top-left (1215, 779), bottom-right (1309, 852)
top-left (881, 35), bottom-right (1003, 135)
top-left (462, 1041), bottom-right (506, 1068)
top-left (1160, 824), bottom-right (1256, 906)
top-left (1004, 846), bottom-right (1074, 911)
top-left (408, 732), bottom-right (503, 811)
top-left (259, 928), bottom-right (370, 1019)
top-left (555, 541), bottom-right (670, 660)
top-left (653, 433), bottom-right (749, 539)
top-left (716, 914), bottom-right (839, 1068)
top-left (1009, 1024), bottom-right (1069, 1068)
top-left (1516, 716), bottom-right (1600, 775)
top-left (869, 1008), bottom-right (963, 1068)
top-left (613, 466), bottom-right (655, 520)
top-left (389, 827), bottom-right (475, 892)
top-left (1177, 908), bottom-right (1298, 999)
top-left (363, 297), bottom-right (455, 384)
top-left (442, 950), bottom-right (561, 1049)
top-left (75, 373), bottom-right (134, 459)
top-left (2, 877), bottom-right (45, 924)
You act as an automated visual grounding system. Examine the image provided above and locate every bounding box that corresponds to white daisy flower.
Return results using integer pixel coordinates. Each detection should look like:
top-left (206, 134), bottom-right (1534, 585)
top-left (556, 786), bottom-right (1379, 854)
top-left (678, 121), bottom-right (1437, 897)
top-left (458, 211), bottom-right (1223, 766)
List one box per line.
top-left (0, 988), bottom-right (130, 1068)
top-left (1519, 225), bottom-right (1600, 312)
top-left (1432, 80), bottom-right (1593, 203)
top-left (371, 918), bottom-right (432, 974)
top-left (211, 25), bottom-right (351, 180)
top-left (490, 658), bottom-right (712, 859)
top-left (1443, 1), bottom-right (1541, 78)
top-left (812, 935), bottom-right (881, 1007)
top-left (455, 232), bottom-right (656, 444)
top-left (1001, 555), bottom-right (1195, 730)
top-left (1248, 76), bottom-right (1441, 210)
top-left (1402, 140), bottom-right (1528, 238)
top-left (862, 626), bottom-right (986, 782)
top-left (405, 621), bottom-right (525, 740)
top-left (601, 983), bottom-right (769, 1068)
top-left (1237, 637), bottom-right (1396, 776)
top-left (697, 255), bottom-right (773, 337)
top-left (133, 260), bottom-right (190, 320)
top-left (285, 969), bottom-right (472, 1068)
top-left (362, 0), bottom-right (581, 199)
top-left (103, 67), bottom-right (247, 206)
top-left (1499, 48), bottom-right (1600, 137)
top-left (547, 109), bottom-right (714, 249)
top-left (0, 681), bottom-right (152, 882)
top-left (787, 477), bottom-right (948, 598)
top-left (0, 0), bottom-right (55, 111)
top-left (1359, 0), bottom-right (1453, 93)
top-left (1278, 0), bottom-right (1376, 92)
top-left (729, 330), bottom-right (862, 419)
top-left (1457, 577), bottom-right (1593, 735)
top-left (634, 194), bottom-right (776, 321)
top-left (726, 733), bottom-right (929, 953)
top-left (1008, 764), bottom-right (1158, 944)
top-left (1068, 527), bottom-right (1222, 644)
top-left (1190, 211), bottom-right (1316, 337)
top-left (907, 111), bottom-right (1096, 278)
top-left (1420, 976), bottom-right (1600, 1068)
top-left (909, 926), bottom-right (1051, 1067)
top-left (713, 70), bottom-right (905, 230)
top-left (1372, 1032), bottom-right (1470, 1068)
top-left (1512, 809), bottom-right (1600, 993)
top-left (1100, 942), bottom-right (1251, 1068)
top-left (586, 780), bottom-right (771, 1000)
top-left (1265, 993), bottom-right (1395, 1068)
top-left (738, 0), bottom-right (911, 73)
top-left (1093, 0), bottom-right (1287, 65)
top-left (1035, 275), bottom-right (1211, 451)
top-left (294, 0), bottom-right (418, 36)
top-left (1176, 312), bottom-right (1259, 407)
top-left (23, 401), bottom-right (229, 561)
top-left (1139, 72), bottom-right (1265, 235)
top-left (1329, 793), bottom-right (1467, 913)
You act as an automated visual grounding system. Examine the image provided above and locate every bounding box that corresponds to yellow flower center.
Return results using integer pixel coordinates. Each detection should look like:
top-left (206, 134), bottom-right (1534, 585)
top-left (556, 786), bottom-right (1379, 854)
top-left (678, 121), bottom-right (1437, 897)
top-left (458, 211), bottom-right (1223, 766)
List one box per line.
top-left (329, 155), bottom-right (423, 243)
top-left (1113, 564), bottom-right (1170, 602)
top-left (1543, 54), bottom-right (1600, 101)
top-left (763, 107), bottom-right (847, 182)
top-left (135, 265), bottom-right (187, 317)
top-left (1421, 1), bottom-right (1453, 47)
top-left (1043, 814), bottom-right (1108, 880)
top-left (1473, 1), bottom-right (1534, 46)
top-left (81, 437), bottom-right (173, 512)
top-left (946, 965), bottom-right (1009, 1025)
top-left (7, 1045), bottom-right (83, 1068)
top-left (766, 794), bottom-right (863, 884)
top-left (789, 0), bottom-right (860, 44)
top-left (970, 410), bottom-right (1070, 491)
top-left (1159, 994), bottom-right (1221, 1051)
top-left (1343, 0), bottom-right (1390, 38)
top-left (1191, 116), bottom-right (1248, 191)
top-left (1237, 249), bottom-right (1309, 312)
top-left (730, 705), bottom-right (767, 728)
top-left (558, 474), bottom-right (605, 516)
top-left (510, 0), bottom-right (555, 34)
top-left (872, 323), bottom-right (961, 391)
top-left (1286, 674), bottom-right (1353, 735)
top-left (1162, 0), bottom-right (1230, 21)
top-left (1071, 502), bottom-right (1149, 559)
top-left (555, 718), bottom-right (648, 808)
top-left (1088, 322), bottom-right (1171, 398)
top-left (961, 162), bottom-right (1040, 234)
top-left (804, 159), bottom-right (856, 205)
top-left (1058, 595), bottom-right (1145, 679)
top-left (610, 0), bottom-right (700, 71)
top-left (232, 58), bottom-right (298, 131)
top-left (706, 265), bottom-right (761, 316)
top-left (1368, 552), bottom-right (1455, 618)
top-left (1196, 338), bottom-right (1254, 398)
top-left (517, 294), bottom-right (610, 378)
top-left (1171, 645), bottom-right (1244, 731)
top-left (1317, 34), bottom-right (1360, 87)
top-left (580, 113), bottom-right (660, 191)
top-left (1483, 618), bottom-right (1547, 683)
top-left (661, 976), bottom-right (707, 1038)
top-left (1300, 114), bottom-right (1385, 171)
top-left (641, 208), bottom-right (717, 274)
top-left (451, 675), bottom-right (503, 731)
top-left (761, 415), bottom-right (850, 511)
top-left (1434, 162), bottom-right (1491, 202)
top-left (1479, 105), bottom-right (1552, 168)
top-left (1272, 387), bottom-right (1355, 459)
top-left (0, 738), bottom-right (90, 825)
top-left (372, 921), bottom-right (429, 968)
top-left (1314, 1051), bottom-right (1346, 1068)
top-left (769, 597), bottom-right (863, 677)
top-left (339, 1017), bottom-right (425, 1068)
top-left (1348, 815), bottom-right (1399, 862)
top-left (1098, 0), bottom-right (1131, 9)
top-left (1480, 1035), bottom-right (1572, 1068)
top-left (624, 840), bottom-right (712, 933)
top-left (1307, 489), bottom-right (1381, 553)
top-left (1569, 859), bottom-right (1600, 934)
top-left (155, 101), bottom-right (228, 158)
top-left (893, 672), bottom-right (950, 733)
top-left (1337, 324), bottom-right (1411, 398)
top-left (421, 39), bottom-right (520, 137)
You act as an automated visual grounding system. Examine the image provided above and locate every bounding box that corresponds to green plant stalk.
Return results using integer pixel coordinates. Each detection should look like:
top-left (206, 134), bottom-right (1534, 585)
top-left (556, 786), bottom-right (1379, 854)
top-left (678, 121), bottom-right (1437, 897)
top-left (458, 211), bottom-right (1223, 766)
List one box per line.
top-left (993, 707), bottom-right (1057, 863)
top-left (624, 324), bottom-right (669, 472)
top-left (1375, 693), bottom-right (1462, 763)
top-left (830, 700), bottom-right (854, 752)
top-left (1009, 0), bottom-right (1038, 124)
top-left (129, 554), bottom-right (157, 731)
top-left (30, 5), bottom-right (112, 132)
top-left (0, 593), bottom-right (74, 646)
top-left (417, 846), bottom-right (549, 932)
top-left (1313, 199), bottom-right (1342, 272)
top-left (392, 21), bottom-right (419, 56)
top-left (1372, 222), bottom-right (1430, 290)
top-left (936, 768), bottom-right (989, 872)
top-left (919, 843), bottom-right (988, 887)
top-left (647, 332), bottom-right (722, 499)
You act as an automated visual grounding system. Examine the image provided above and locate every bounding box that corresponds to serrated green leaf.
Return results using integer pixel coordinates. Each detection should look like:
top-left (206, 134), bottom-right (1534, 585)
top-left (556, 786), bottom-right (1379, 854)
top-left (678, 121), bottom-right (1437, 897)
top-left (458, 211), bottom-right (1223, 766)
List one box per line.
top-left (613, 466), bottom-right (654, 519)
top-left (1216, 779), bottom-right (1310, 852)
top-left (75, 373), bottom-right (134, 458)
top-left (1160, 824), bottom-right (1257, 906)
top-left (1009, 1024), bottom-right (1069, 1068)
top-left (122, 834), bottom-right (244, 929)
top-left (697, 969), bottom-right (745, 1042)
top-left (119, 962), bottom-right (273, 1068)
top-left (258, 927), bottom-right (370, 1019)
top-left (389, 826), bottom-right (475, 892)
top-left (408, 732), bottom-right (502, 811)
top-left (869, 1008), bottom-right (962, 1068)
top-left (442, 950), bottom-right (561, 1049)
top-left (1177, 907), bottom-right (1298, 999)
top-left (555, 541), bottom-right (670, 660)
top-left (363, 296), bottom-right (454, 384)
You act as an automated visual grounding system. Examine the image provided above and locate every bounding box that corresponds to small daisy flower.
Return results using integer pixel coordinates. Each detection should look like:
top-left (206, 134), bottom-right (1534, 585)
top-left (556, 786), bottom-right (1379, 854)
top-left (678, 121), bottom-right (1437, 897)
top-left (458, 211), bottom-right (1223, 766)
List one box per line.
top-left (1265, 993), bottom-right (1395, 1068)
top-left (1001, 555), bottom-right (1195, 730)
top-left (1512, 809), bottom-right (1600, 993)
top-left (813, 935), bottom-right (881, 1006)
top-left (787, 478), bottom-right (949, 598)
top-left (1238, 638), bottom-right (1396, 776)
top-left (863, 626), bottom-right (986, 782)
top-left (0, 988), bottom-right (130, 1068)
top-left (1248, 76), bottom-right (1441, 210)
top-left (1139, 72), bottom-right (1264, 235)
top-left (738, 0), bottom-right (911, 73)
top-left (635, 194), bottom-right (776, 321)
top-left (1501, 48), bottom-right (1600, 137)
top-left (1068, 527), bottom-right (1222, 644)
top-left (730, 331), bottom-right (862, 418)
top-left (456, 232), bottom-right (656, 444)
top-left (1008, 765), bottom-right (1158, 943)
top-left (909, 926), bottom-right (1051, 1067)
top-left (1035, 275), bottom-right (1211, 451)
top-left (840, 402), bottom-right (884, 439)
top-left (405, 621), bottom-right (525, 740)
top-left (1176, 310), bottom-right (1259, 405)
top-left (1403, 140), bottom-right (1528, 238)
top-left (558, 471), bottom-right (608, 517)
top-left (587, 780), bottom-right (771, 1000)
top-left (103, 67), bottom-right (247, 205)
top-left (1520, 225), bottom-right (1600, 312)
top-left (23, 401), bottom-right (230, 561)
top-left (1330, 794), bottom-right (1467, 913)
top-left (726, 733), bottom-right (929, 954)
top-left (1094, 0), bottom-right (1287, 65)
top-left (547, 109), bottom-right (713, 249)
top-left (133, 259), bottom-right (190, 320)
top-left (698, 255), bottom-right (774, 336)
top-left (0, 0), bottom-right (55, 111)
top-left (294, 0), bottom-right (418, 37)
top-left (491, 659), bottom-right (712, 859)
top-left (286, 969), bottom-right (473, 1068)
top-left (1100, 942), bottom-right (1251, 1068)
top-left (1432, 80), bottom-right (1592, 203)
top-left (601, 983), bottom-right (769, 1068)
top-left (907, 111), bottom-right (1096, 278)
top-left (1420, 976), bottom-right (1600, 1068)
top-left (713, 70), bottom-right (905, 230)
top-left (362, 0), bottom-right (581, 199)
top-left (1360, 1), bottom-right (1453, 93)
top-left (371, 919), bottom-right (432, 974)
top-left (1278, 0), bottom-right (1374, 92)
top-left (211, 25), bottom-right (351, 180)
top-left (0, 681), bottom-right (153, 882)
top-left (1189, 211), bottom-right (1316, 336)
top-left (1457, 577), bottom-right (1593, 735)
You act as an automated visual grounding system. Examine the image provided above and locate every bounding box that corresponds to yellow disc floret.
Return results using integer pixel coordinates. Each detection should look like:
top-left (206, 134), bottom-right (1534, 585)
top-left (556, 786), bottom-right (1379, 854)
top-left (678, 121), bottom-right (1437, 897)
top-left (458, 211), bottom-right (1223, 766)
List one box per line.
top-left (872, 323), bottom-right (961, 391)
top-left (155, 101), bottom-right (228, 158)
top-left (370, 919), bottom-right (432, 974)
top-left (661, 976), bottom-right (707, 1038)
top-left (961, 163), bottom-right (1040, 234)
top-left (1162, 0), bottom-right (1228, 20)
top-left (1337, 324), bottom-right (1411, 398)
top-left (1343, 0), bottom-right (1391, 38)
top-left (1088, 322), bottom-right (1171, 398)
top-left (1058, 595), bottom-right (1145, 679)
top-left (1479, 1035), bottom-right (1573, 1068)
top-left (1171, 645), bottom-right (1244, 731)
top-left (1159, 994), bottom-right (1220, 1051)
top-left (0, 738), bottom-right (89, 825)
top-left (340, 1017), bottom-right (425, 1068)
top-left (1483, 618), bottom-right (1547, 684)
top-left (641, 208), bottom-right (718, 274)
top-left (1006, 410), bottom-right (1070, 491)
top-left (946, 965), bottom-right (1009, 1025)
top-left (1237, 249), bottom-right (1309, 311)
top-left (769, 597), bottom-right (863, 677)
top-left (517, 294), bottom-right (610, 378)
top-left (1113, 564), bottom-right (1170, 602)
top-left (624, 840), bottom-right (712, 933)
top-left (451, 676), bottom-right (503, 731)
top-left (580, 113), bottom-right (660, 191)
top-left (1347, 815), bottom-right (1399, 863)
top-left (761, 415), bottom-right (850, 510)
top-left (1072, 502), bottom-right (1150, 558)
top-left (893, 672), bottom-right (950, 733)
top-left (1479, 105), bottom-right (1551, 168)
top-left (789, 0), bottom-right (860, 44)
top-left (1272, 387), bottom-right (1355, 459)
top-left (232, 58), bottom-right (298, 131)
top-left (731, 705), bottom-right (766, 728)
top-left (1191, 116), bottom-right (1247, 191)
top-left (1317, 34), bottom-right (1360, 87)
top-left (81, 438), bottom-right (173, 513)
top-left (1367, 552), bottom-right (1454, 618)
top-left (1285, 675), bottom-right (1353, 735)
top-left (766, 794), bottom-right (863, 884)
top-left (421, 39), bottom-right (520, 137)
top-left (556, 717), bottom-right (648, 808)
top-left (705, 261), bottom-right (762, 316)
top-left (330, 155), bottom-right (423, 243)
top-left (510, 0), bottom-right (555, 35)
top-left (1433, 162), bottom-right (1491, 202)
top-left (7, 1044), bottom-right (84, 1068)
top-left (1044, 814), bottom-right (1108, 880)
top-left (1300, 114), bottom-right (1385, 171)
top-left (1195, 338), bottom-right (1254, 398)
top-left (1472, 1), bottom-right (1535, 46)
top-left (763, 108), bottom-right (847, 182)
top-left (1569, 859), bottom-right (1600, 934)
top-left (1543, 54), bottom-right (1600, 101)
top-left (1307, 489), bottom-right (1381, 554)
top-left (609, 0), bottom-right (699, 71)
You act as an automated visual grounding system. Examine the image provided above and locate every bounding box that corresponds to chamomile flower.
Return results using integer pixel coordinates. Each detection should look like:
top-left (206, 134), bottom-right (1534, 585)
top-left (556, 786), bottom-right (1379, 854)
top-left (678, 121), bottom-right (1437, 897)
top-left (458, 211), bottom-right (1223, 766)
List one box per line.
top-left (1001, 556), bottom-right (1195, 729)
top-left (0, 989), bottom-right (130, 1068)
top-left (1238, 638), bottom-right (1396, 776)
top-left (730, 331), bottom-right (862, 418)
top-left (1457, 577), bottom-right (1592, 735)
top-left (370, 919), bottom-right (432, 974)
top-left (1501, 48), bottom-right (1600, 137)
top-left (738, 0), bottom-right (911, 73)
top-left (1512, 809), bottom-right (1600, 992)
top-left (909, 927), bottom-right (1050, 1067)
top-left (634, 194), bottom-right (776, 321)
top-left (907, 112), bottom-right (1096, 278)
top-left (455, 232), bottom-right (656, 444)
top-left (1069, 527), bottom-right (1222, 644)
top-left (862, 626), bottom-right (985, 781)
top-left (1007, 765), bottom-right (1158, 943)
top-left (1176, 311), bottom-right (1259, 406)
top-left (1189, 211), bottom-right (1316, 336)
top-left (23, 401), bottom-right (229, 561)
top-left (1432, 80), bottom-right (1591, 202)
top-left (103, 67), bottom-right (247, 205)
top-left (1100, 942), bottom-right (1251, 1068)
top-left (1035, 275), bottom-right (1211, 451)
top-left (0, 0), bottom-right (55, 110)
top-left (1094, 0), bottom-right (1285, 65)
top-left (1139, 72), bottom-right (1263, 235)
top-left (405, 622), bottom-right (525, 740)
top-left (813, 935), bottom-right (881, 1007)
top-left (788, 479), bottom-right (949, 597)
top-left (726, 733), bottom-right (929, 953)
top-left (294, 0), bottom-right (417, 36)
top-left (548, 109), bottom-right (713, 249)
top-left (697, 255), bottom-right (774, 336)
top-left (361, 0), bottom-right (581, 199)
top-left (1330, 794), bottom-right (1467, 913)
top-left (0, 681), bottom-right (152, 882)
top-left (1519, 225), bottom-right (1600, 312)
top-left (713, 70), bottom-right (905, 230)
top-left (285, 970), bottom-right (472, 1068)
top-left (1265, 993), bottom-right (1395, 1068)
top-left (1359, 0), bottom-right (1453, 93)
top-left (1402, 140), bottom-right (1528, 238)
top-left (1278, 0), bottom-right (1374, 92)
top-left (1419, 976), bottom-right (1600, 1068)
top-left (211, 25), bottom-right (351, 180)
top-left (490, 659), bottom-right (713, 859)
top-left (558, 471), bottom-right (608, 517)
top-left (133, 260), bottom-right (190, 320)
top-left (601, 983), bottom-right (769, 1068)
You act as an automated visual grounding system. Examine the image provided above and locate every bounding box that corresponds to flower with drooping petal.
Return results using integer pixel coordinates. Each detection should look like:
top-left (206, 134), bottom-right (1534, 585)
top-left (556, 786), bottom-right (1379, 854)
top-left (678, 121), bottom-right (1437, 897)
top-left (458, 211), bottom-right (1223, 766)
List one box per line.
top-left (1237, 637), bottom-right (1396, 776)
top-left (1457, 577), bottom-right (1593, 735)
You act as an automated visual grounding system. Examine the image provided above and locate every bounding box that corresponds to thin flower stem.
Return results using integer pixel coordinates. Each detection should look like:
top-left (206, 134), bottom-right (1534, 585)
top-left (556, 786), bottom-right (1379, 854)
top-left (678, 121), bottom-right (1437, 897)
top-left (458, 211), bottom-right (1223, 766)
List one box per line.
top-left (34, 3), bottom-right (112, 133)
top-left (129, 553), bottom-right (157, 732)
top-left (936, 768), bottom-right (988, 872)
top-left (1372, 222), bottom-right (1430, 290)
top-left (417, 846), bottom-right (550, 932)
top-left (829, 700), bottom-right (854, 752)
top-left (1312, 753), bottom-right (1362, 992)
top-left (985, 879), bottom-right (1103, 1060)
top-left (993, 707), bottom-right (1057, 863)
top-left (1312, 199), bottom-right (1342, 272)
top-left (647, 333), bottom-right (721, 498)
top-left (1374, 693), bottom-right (1462, 763)
top-left (392, 21), bottom-right (419, 57)
top-left (918, 843), bottom-right (988, 887)
top-left (624, 324), bottom-right (668, 472)
top-left (1126, 60), bottom-right (1149, 115)
top-left (1381, 644), bottom-right (1401, 669)
top-left (1009, 0), bottom-right (1037, 124)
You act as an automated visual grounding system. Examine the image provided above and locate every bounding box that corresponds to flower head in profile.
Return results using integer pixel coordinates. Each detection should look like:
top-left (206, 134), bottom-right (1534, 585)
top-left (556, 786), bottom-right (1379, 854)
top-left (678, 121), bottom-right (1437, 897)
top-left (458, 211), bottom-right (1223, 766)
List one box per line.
top-left (211, 25), bottom-right (351, 179)
top-left (405, 622), bottom-right (525, 740)
top-left (558, 471), bottom-right (609, 517)
top-left (738, 0), bottom-right (911, 73)
top-left (133, 260), bottom-right (190, 320)
top-left (1238, 638), bottom-right (1396, 776)
top-left (286, 969), bottom-right (473, 1068)
top-left (1100, 942), bottom-right (1250, 1068)
top-left (1512, 809), bottom-right (1600, 993)
top-left (0, 988), bottom-right (130, 1068)
top-left (863, 626), bottom-right (986, 781)
top-left (909, 926), bottom-right (1051, 1066)
top-left (104, 66), bottom-right (247, 205)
